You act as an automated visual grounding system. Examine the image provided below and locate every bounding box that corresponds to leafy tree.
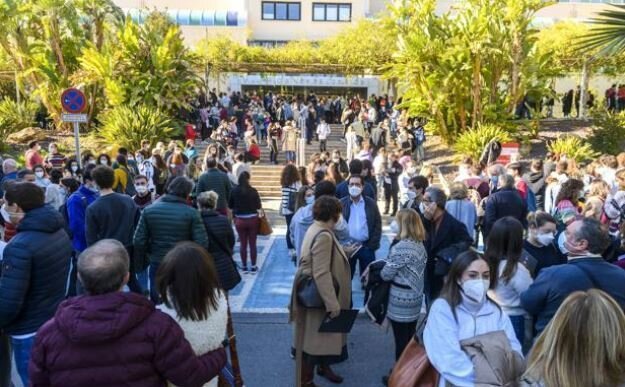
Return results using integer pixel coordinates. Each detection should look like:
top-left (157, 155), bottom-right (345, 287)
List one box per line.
top-left (79, 12), bottom-right (201, 116)
top-left (0, 97), bottom-right (38, 146)
top-left (97, 105), bottom-right (176, 151)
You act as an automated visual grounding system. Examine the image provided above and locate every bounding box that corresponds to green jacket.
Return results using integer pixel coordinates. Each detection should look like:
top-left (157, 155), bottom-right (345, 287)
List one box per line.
top-left (195, 169), bottom-right (232, 210)
top-left (133, 195), bottom-right (208, 264)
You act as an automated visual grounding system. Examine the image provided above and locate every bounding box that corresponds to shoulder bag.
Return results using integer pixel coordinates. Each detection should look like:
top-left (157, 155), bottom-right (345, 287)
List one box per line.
top-left (296, 230), bottom-right (338, 309)
top-left (258, 209), bottom-right (273, 236)
top-left (388, 334), bottom-right (440, 387)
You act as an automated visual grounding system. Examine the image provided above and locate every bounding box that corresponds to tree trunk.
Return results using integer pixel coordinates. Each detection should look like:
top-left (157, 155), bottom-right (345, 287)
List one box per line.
top-left (471, 54), bottom-right (482, 128)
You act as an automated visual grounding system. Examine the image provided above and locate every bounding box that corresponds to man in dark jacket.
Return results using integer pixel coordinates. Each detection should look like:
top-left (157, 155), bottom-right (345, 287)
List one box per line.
top-left (521, 218), bottom-right (625, 336)
top-left (0, 182), bottom-right (71, 386)
top-left (336, 159), bottom-right (376, 200)
top-left (196, 157), bottom-right (232, 216)
top-left (484, 174), bottom-right (528, 237)
top-left (340, 175), bottom-right (382, 278)
top-left (421, 186), bottom-right (472, 306)
top-left (29, 239), bottom-right (226, 386)
top-left (370, 123), bottom-right (387, 157)
top-left (134, 176), bottom-right (208, 303)
top-left (86, 166), bottom-right (141, 294)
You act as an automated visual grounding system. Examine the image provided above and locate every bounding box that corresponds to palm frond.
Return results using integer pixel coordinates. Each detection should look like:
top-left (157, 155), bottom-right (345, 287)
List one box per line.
top-left (577, 4), bottom-right (625, 56)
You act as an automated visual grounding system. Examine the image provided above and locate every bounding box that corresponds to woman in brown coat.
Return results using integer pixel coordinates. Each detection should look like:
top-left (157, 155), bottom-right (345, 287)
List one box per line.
top-left (290, 196), bottom-right (352, 387)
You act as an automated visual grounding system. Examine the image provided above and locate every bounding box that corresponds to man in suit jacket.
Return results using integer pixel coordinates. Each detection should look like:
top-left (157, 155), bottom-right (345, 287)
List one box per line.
top-left (421, 186), bottom-right (473, 306)
top-left (340, 175), bottom-right (382, 279)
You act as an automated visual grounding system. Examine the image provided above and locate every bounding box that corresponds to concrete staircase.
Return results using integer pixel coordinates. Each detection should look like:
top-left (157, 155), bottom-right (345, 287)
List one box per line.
top-left (194, 124), bottom-right (345, 199)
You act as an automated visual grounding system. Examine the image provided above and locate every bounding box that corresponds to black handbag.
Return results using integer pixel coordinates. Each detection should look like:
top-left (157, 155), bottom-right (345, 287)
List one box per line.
top-left (296, 230), bottom-right (338, 309)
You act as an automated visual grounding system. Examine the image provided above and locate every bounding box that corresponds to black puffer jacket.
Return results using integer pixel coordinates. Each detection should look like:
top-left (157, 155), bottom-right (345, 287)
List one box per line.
top-left (200, 209), bottom-right (241, 291)
top-left (0, 205), bottom-right (72, 335)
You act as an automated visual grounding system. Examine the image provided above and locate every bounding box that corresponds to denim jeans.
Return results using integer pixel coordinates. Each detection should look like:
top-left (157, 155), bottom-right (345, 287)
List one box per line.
top-left (285, 151), bottom-right (296, 163)
top-left (285, 213), bottom-right (295, 250)
top-left (350, 245), bottom-right (376, 279)
top-left (149, 262), bottom-right (161, 304)
top-left (11, 335), bottom-right (35, 387)
top-left (509, 314), bottom-right (525, 345)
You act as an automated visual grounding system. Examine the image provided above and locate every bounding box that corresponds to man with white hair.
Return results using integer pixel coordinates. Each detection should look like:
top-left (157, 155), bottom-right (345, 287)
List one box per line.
top-left (0, 159), bottom-right (18, 198)
top-left (29, 239), bottom-right (226, 386)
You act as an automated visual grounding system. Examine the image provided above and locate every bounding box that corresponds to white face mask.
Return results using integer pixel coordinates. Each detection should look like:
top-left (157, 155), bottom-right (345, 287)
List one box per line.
top-left (536, 232), bottom-right (555, 247)
top-left (100, 159), bottom-right (108, 165)
top-left (305, 196), bottom-right (314, 205)
top-left (88, 159), bottom-right (96, 165)
top-left (348, 186), bottom-right (362, 198)
top-left (390, 220), bottom-right (399, 234)
top-left (135, 185), bottom-right (148, 194)
top-left (35, 171), bottom-right (44, 179)
top-left (461, 279), bottom-right (490, 303)
top-left (71, 165), bottom-right (78, 172)
top-left (0, 206), bottom-right (11, 223)
top-left (407, 191), bottom-right (417, 200)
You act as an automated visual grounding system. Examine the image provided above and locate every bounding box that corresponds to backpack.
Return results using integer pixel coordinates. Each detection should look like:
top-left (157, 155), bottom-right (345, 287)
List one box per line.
top-left (60, 193), bottom-right (88, 238)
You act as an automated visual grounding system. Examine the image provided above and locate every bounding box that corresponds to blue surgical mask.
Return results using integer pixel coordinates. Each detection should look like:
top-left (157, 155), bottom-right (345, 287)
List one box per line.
top-left (305, 196), bottom-right (314, 205)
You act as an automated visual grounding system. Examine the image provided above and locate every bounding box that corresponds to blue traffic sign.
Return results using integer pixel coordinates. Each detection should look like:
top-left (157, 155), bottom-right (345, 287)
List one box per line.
top-left (61, 88), bottom-right (87, 113)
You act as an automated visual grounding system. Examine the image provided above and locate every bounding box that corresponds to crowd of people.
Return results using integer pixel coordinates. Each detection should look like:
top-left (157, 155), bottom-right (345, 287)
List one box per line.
top-left (1, 88), bottom-right (625, 387)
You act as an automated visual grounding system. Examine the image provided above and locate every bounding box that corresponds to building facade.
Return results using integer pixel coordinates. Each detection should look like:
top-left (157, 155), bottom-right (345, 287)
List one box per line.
top-left (112, 0), bottom-right (625, 97)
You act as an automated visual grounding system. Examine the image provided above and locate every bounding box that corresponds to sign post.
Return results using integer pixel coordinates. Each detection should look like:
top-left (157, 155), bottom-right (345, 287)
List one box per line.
top-left (60, 88), bottom-right (88, 167)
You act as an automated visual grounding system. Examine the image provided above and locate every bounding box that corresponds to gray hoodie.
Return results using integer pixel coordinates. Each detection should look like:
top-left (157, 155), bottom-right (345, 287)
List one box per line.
top-left (290, 203), bottom-right (349, 258)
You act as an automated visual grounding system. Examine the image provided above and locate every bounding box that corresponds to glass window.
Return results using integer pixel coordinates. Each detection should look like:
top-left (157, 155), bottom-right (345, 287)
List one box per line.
top-left (276, 3), bottom-right (288, 19)
top-left (289, 3), bottom-right (301, 20)
top-left (326, 4), bottom-right (338, 21)
top-left (313, 3), bottom-right (351, 22)
top-left (339, 4), bottom-right (351, 21)
top-left (313, 4), bottom-right (325, 21)
top-left (262, 3), bottom-right (275, 20)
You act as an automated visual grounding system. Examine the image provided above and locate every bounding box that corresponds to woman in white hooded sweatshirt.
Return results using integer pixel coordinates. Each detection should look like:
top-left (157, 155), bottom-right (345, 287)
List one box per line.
top-left (424, 250), bottom-right (522, 387)
top-left (156, 242), bottom-right (228, 387)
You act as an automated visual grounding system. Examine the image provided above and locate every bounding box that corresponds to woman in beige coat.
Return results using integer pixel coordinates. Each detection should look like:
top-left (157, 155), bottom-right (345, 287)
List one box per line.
top-left (290, 196), bottom-right (352, 387)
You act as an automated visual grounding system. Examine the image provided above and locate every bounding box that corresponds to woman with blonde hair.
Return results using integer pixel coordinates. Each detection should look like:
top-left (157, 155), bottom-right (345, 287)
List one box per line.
top-left (584, 179), bottom-right (611, 222)
top-left (522, 289), bottom-right (625, 387)
top-left (381, 209), bottom-right (428, 366)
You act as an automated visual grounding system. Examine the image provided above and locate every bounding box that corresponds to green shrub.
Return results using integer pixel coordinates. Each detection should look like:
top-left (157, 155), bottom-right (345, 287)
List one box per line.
top-left (97, 106), bottom-right (176, 151)
top-left (0, 98), bottom-right (38, 143)
top-left (588, 109), bottom-right (625, 155)
top-left (547, 135), bottom-right (598, 162)
top-left (453, 124), bottom-right (513, 162)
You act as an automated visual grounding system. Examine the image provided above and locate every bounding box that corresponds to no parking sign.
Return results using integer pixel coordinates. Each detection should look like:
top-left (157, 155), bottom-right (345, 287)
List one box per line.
top-left (61, 88), bottom-right (87, 113)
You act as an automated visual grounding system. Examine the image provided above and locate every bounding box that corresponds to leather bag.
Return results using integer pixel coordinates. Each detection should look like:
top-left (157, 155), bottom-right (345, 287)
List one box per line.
top-left (296, 230), bottom-right (337, 309)
top-left (258, 209), bottom-right (273, 236)
top-left (388, 337), bottom-right (440, 387)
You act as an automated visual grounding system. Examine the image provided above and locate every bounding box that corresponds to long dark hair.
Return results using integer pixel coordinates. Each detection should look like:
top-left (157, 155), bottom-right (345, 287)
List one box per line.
top-left (484, 217), bottom-right (524, 284)
top-left (238, 171), bottom-right (251, 189)
top-left (440, 250), bottom-right (498, 321)
top-left (156, 242), bottom-right (220, 321)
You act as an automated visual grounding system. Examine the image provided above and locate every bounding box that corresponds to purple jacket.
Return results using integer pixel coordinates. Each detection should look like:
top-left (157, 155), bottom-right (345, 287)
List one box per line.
top-left (29, 292), bottom-right (226, 387)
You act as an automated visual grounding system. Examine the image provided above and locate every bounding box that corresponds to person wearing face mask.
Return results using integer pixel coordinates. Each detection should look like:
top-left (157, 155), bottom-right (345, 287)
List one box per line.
top-left (335, 159), bottom-right (376, 200)
top-left (421, 187), bottom-right (473, 305)
top-left (290, 181), bottom-right (349, 259)
top-left (402, 175), bottom-right (429, 213)
top-left (290, 196), bottom-right (352, 387)
top-left (485, 217), bottom-right (534, 345)
top-left (0, 181), bottom-right (72, 387)
top-left (44, 168), bottom-right (66, 211)
top-left (331, 150), bottom-right (349, 179)
top-left (66, 165), bottom-right (100, 255)
top-left (132, 175), bottom-right (157, 210)
top-left (280, 164), bottom-right (303, 261)
top-left (340, 175), bottom-right (382, 279)
top-left (424, 250), bottom-right (523, 387)
top-left (32, 164), bottom-right (50, 189)
top-left (63, 158), bottom-right (82, 179)
top-left (24, 141), bottom-right (44, 170)
top-left (97, 153), bottom-right (111, 167)
top-left (523, 211), bottom-right (566, 277)
top-left (521, 218), bottom-right (625, 337)
top-left (383, 153), bottom-right (403, 216)
top-left (44, 143), bottom-right (67, 170)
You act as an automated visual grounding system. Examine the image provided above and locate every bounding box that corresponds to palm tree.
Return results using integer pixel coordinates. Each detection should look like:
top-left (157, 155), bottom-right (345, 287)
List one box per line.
top-left (578, 5), bottom-right (625, 55)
